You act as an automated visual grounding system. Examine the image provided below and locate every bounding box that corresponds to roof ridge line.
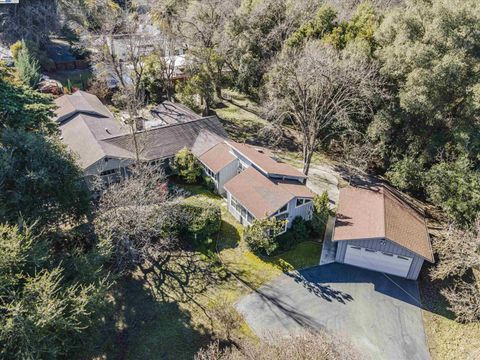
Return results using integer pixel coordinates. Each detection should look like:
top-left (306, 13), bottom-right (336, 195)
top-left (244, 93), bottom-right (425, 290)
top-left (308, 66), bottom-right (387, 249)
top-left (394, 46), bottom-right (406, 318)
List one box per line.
top-left (103, 115), bottom-right (219, 142)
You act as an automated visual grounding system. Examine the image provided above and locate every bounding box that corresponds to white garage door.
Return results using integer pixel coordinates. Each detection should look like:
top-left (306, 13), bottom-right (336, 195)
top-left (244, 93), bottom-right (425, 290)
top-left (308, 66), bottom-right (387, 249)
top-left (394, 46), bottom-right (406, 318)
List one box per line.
top-left (344, 245), bottom-right (413, 278)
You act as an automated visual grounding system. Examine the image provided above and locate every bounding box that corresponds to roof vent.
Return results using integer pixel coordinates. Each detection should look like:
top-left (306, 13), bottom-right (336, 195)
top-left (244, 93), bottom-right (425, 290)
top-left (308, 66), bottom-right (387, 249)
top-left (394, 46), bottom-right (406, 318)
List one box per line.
top-left (105, 127), bottom-right (111, 134)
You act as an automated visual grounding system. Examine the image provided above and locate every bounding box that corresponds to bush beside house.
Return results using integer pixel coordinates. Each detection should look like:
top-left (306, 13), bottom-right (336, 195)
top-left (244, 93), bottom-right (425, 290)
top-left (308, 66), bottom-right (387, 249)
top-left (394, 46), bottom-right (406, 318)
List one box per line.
top-left (180, 199), bottom-right (222, 246)
top-left (172, 147), bottom-right (203, 184)
top-left (244, 217), bottom-right (287, 255)
top-left (244, 191), bottom-right (331, 256)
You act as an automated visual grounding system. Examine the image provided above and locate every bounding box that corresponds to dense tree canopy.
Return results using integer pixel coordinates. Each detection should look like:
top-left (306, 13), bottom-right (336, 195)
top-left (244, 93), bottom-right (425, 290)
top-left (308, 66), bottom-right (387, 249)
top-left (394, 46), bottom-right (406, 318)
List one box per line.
top-left (372, 0), bottom-right (480, 225)
top-left (0, 65), bottom-right (56, 134)
top-left (0, 223), bottom-right (111, 359)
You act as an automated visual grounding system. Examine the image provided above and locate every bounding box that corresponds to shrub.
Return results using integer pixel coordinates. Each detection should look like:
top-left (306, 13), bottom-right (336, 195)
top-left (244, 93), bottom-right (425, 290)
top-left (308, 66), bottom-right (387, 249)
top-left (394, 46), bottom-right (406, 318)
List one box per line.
top-left (203, 175), bottom-right (215, 192)
top-left (426, 156), bottom-right (480, 227)
top-left (180, 199), bottom-right (222, 244)
top-left (276, 217), bottom-right (309, 252)
top-left (10, 40), bottom-right (55, 72)
top-left (244, 217), bottom-right (286, 255)
top-left (14, 40), bottom-right (41, 88)
top-left (441, 280), bottom-right (480, 323)
top-left (88, 78), bottom-right (113, 103)
top-left (172, 147), bottom-right (203, 184)
top-left (309, 191), bottom-right (331, 237)
top-left (386, 156), bottom-right (426, 194)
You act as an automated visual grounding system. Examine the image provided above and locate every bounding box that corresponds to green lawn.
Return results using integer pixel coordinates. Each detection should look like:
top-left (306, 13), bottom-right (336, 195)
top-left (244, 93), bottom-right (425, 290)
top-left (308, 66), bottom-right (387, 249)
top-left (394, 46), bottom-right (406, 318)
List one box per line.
top-left (182, 184), bottom-right (322, 283)
top-left (420, 275), bottom-right (480, 360)
top-left (214, 90), bottom-right (268, 143)
top-left (86, 180), bottom-right (322, 359)
top-left (48, 68), bottom-right (92, 90)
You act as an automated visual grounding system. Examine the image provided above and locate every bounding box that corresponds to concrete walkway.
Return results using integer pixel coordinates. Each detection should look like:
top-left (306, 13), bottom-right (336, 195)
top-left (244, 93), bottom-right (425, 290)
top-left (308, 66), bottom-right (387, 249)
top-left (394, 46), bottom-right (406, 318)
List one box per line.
top-left (306, 164), bottom-right (340, 206)
top-left (319, 216), bottom-right (337, 265)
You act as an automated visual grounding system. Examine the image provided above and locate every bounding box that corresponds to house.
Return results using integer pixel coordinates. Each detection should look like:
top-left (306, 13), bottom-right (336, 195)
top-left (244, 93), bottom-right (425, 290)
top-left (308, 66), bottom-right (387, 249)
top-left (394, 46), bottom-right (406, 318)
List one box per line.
top-left (194, 140), bottom-right (315, 231)
top-left (54, 90), bottom-right (227, 185)
top-left (332, 185), bottom-right (434, 280)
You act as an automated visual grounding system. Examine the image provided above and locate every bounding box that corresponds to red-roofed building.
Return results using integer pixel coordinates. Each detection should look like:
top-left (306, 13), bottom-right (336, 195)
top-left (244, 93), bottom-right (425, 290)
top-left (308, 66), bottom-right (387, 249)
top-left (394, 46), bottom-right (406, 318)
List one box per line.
top-left (333, 185), bottom-right (433, 280)
top-left (193, 140), bottom-right (315, 231)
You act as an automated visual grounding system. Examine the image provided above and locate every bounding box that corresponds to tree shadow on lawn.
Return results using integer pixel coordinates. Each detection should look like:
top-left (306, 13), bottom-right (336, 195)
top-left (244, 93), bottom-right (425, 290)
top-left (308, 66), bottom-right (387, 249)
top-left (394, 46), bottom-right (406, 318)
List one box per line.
top-left (139, 250), bottom-right (229, 305)
top-left (87, 250), bottom-right (231, 360)
top-left (215, 112), bottom-right (299, 152)
top-left (89, 276), bottom-right (213, 360)
top-left (217, 218), bottom-right (242, 250)
top-left (418, 265), bottom-right (457, 320)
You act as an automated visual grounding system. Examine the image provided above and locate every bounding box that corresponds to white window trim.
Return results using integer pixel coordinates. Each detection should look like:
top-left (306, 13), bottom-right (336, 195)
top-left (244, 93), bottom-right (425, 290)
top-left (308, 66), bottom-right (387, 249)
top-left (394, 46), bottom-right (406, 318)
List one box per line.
top-left (272, 203), bottom-right (289, 216)
top-left (295, 198), bottom-right (313, 208)
top-left (229, 195), bottom-right (255, 225)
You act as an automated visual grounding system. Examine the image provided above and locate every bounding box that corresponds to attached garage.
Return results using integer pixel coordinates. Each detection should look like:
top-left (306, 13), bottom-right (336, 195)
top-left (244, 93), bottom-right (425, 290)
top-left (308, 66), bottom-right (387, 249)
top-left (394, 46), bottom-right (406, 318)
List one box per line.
top-left (332, 185), bottom-right (434, 280)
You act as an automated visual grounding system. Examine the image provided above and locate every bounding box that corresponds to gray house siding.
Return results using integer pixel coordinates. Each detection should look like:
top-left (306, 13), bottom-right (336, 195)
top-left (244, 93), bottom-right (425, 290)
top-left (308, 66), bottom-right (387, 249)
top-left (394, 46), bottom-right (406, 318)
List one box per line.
top-left (284, 198), bottom-right (313, 229)
top-left (225, 192), bottom-right (313, 230)
top-left (335, 237), bottom-right (424, 280)
top-left (217, 159), bottom-right (239, 195)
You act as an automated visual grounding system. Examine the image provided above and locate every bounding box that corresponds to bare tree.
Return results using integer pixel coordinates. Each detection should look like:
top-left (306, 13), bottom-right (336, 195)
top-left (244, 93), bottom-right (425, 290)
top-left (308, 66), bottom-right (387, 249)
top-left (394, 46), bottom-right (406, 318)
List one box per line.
top-left (334, 134), bottom-right (380, 184)
top-left (265, 41), bottom-right (383, 175)
top-left (93, 165), bottom-right (186, 273)
top-left (441, 280), bottom-right (480, 323)
top-left (195, 330), bottom-right (363, 360)
top-left (64, 1), bottom-right (156, 162)
top-left (430, 217), bottom-right (480, 281)
top-left (153, 0), bottom-right (238, 102)
top-left (208, 296), bottom-right (242, 343)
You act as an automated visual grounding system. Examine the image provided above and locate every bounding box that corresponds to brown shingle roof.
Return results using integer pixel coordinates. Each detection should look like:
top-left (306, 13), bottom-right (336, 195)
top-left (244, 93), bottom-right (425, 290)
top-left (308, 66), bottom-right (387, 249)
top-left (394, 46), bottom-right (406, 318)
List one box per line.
top-left (333, 185), bottom-right (433, 262)
top-left (224, 167), bottom-right (313, 219)
top-left (198, 143), bottom-right (236, 173)
top-left (277, 180), bottom-right (315, 199)
top-left (104, 116), bottom-right (228, 161)
top-left (55, 91), bottom-right (228, 170)
top-left (227, 141), bottom-right (306, 179)
top-left (54, 90), bottom-right (113, 122)
top-left (224, 167), bottom-right (293, 218)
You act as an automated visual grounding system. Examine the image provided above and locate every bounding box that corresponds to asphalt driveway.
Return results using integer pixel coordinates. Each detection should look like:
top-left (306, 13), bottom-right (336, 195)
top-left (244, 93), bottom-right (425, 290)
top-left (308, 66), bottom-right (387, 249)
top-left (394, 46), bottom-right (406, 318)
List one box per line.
top-left (236, 263), bottom-right (430, 360)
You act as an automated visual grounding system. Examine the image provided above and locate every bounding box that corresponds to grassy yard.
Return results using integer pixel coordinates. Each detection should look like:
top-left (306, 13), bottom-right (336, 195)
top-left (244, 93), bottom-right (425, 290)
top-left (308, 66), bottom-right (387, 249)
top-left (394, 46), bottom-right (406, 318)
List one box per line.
top-left (420, 275), bottom-right (480, 360)
top-left (213, 89), bottom-right (268, 144)
top-left (87, 184), bottom-right (321, 359)
top-left (213, 90), bottom-right (300, 152)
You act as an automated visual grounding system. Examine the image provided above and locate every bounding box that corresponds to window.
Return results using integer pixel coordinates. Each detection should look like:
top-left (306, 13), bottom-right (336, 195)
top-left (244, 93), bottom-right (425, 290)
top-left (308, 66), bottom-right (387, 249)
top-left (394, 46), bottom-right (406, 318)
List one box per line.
top-left (100, 169), bottom-right (116, 176)
top-left (296, 198), bottom-right (312, 207)
top-left (238, 161), bottom-right (247, 174)
top-left (273, 203), bottom-right (288, 216)
top-left (397, 256), bottom-right (410, 261)
top-left (365, 249), bottom-right (376, 253)
top-left (350, 246), bottom-right (361, 250)
top-left (382, 252), bottom-right (394, 256)
top-left (275, 213), bottom-right (288, 221)
top-left (230, 196), bottom-right (255, 224)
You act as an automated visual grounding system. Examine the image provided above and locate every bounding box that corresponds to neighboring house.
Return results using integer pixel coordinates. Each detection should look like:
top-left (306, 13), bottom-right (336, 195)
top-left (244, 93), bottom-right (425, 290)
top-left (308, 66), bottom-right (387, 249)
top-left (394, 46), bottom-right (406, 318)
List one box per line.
top-left (332, 185), bottom-right (434, 280)
top-left (194, 140), bottom-right (315, 231)
top-left (54, 90), bottom-right (227, 186)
